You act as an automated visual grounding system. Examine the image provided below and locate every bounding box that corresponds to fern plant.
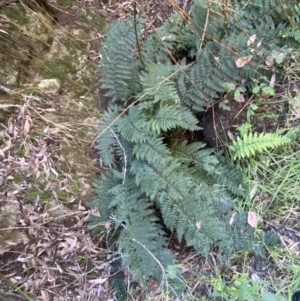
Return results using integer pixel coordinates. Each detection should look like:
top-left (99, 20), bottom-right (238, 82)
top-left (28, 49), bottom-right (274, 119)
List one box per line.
top-left (177, 0), bottom-right (299, 111)
top-left (88, 1), bottom-right (294, 293)
top-left (98, 18), bottom-right (142, 102)
top-left (230, 131), bottom-right (291, 160)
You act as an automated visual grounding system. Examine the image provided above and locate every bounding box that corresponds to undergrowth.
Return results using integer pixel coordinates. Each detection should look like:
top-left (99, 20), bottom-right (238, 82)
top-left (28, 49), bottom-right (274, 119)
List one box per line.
top-left (88, 0), bottom-right (300, 299)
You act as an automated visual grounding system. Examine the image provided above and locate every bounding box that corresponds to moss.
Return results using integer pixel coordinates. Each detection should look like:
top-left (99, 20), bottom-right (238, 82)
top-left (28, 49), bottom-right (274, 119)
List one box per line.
top-left (3, 4), bottom-right (28, 27)
top-left (82, 11), bottom-right (106, 30)
top-left (69, 181), bottom-right (80, 195)
top-left (40, 190), bottom-right (52, 203)
top-left (40, 56), bottom-right (78, 83)
top-left (56, 189), bottom-right (68, 199)
top-left (16, 145), bottom-right (25, 157)
top-left (26, 188), bottom-right (51, 204)
top-left (36, 174), bottom-right (47, 185)
top-left (10, 173), bottom-right (23, 185)
top-left (57, 0), bottom-right (73, 7)
top-left (26, 188), bottom-right (40, 200)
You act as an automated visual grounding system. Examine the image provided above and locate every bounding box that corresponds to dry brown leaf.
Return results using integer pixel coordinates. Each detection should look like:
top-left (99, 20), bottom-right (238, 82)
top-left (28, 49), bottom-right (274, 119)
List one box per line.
top-left (227, 130), bottom-right (235, 141)
top-left (250, 185), bottom-right (258, 199)
top-left (236, 55), bottom-right (253, 68)
top-left (265, 55), bottom-right (274, 67)
top-left (234, 94), bottom-right (245, 102)
top-left (229, 212), bottom-right (237, 225)
top-left (105, 222), bottom-right (112, 230)
top-left (90, 207), bottom-right (100, 217)
top-left (257, 39), bottom-right (263, 48)
top-left (247, 211), bottom-right (261, 228)
top-left (23, 117), bottom-right (31, 136)
top-left (196, 221), bottom-right (201, 229)
top-left (78, 201), bottom-right (86, 211)
top-left (88, 278), bottom-right (107, 284)
top-left (270, 73), bottom-right (276, 87)
top-left (247, 34), bottom-right (256, 46)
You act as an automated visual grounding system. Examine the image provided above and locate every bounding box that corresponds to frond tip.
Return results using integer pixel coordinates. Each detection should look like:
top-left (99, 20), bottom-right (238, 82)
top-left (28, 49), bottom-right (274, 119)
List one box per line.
top-left (230, 131), bottom-right (291, 159)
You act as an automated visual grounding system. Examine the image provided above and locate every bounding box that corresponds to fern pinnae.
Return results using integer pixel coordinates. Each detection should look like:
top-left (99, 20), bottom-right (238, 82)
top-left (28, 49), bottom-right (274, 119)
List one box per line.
top-left (146, 105), bottom-right (201, 134)
top-left (231, 131), bottom-right (291, 159)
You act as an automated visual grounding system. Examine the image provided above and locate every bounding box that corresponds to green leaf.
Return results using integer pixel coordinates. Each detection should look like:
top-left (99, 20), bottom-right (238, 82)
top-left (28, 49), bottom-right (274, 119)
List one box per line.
top-left (262, 291), bottom-right (278, 301)
top-left (262, 86), bottom-right (275, 96)
top-left (167, 265), bottom-right (177, 279)
top-left (252, 86), bottom-right (260, 94)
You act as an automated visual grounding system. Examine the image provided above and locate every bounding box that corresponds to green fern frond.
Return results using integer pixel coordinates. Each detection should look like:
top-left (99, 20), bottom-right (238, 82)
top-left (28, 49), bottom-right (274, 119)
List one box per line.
top-left (213, 161), bottom-right (248, 197)
top-left (118, 106), bottom-right (149, 143)
top-left (88, 170), bottom-right (122, 233)
top-left (139, 63), bottom-right (179, 109)
top-left (133, 136), bottom-right (170, 167)
top-left (96, 105), bottom-right (127, 168)
top-left (108, 177), bottom-right (182, 290)
top-left (147, 105), bottom-right (201, 134)
top-left (230, 131), bottom-right (291, 159)
top-left (88, 0), bottom-right (297, 286)
top-left (99, 18), bottom-right (141, 102)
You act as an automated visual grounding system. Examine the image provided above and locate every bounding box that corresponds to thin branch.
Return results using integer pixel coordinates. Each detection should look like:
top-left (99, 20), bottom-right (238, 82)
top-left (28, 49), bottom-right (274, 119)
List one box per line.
top-left (133, 0), bottom-right (144, 67)
top-left (108, 127), bottom-right (127, 185)
top-left (131, 238), bottom-right (170, 296)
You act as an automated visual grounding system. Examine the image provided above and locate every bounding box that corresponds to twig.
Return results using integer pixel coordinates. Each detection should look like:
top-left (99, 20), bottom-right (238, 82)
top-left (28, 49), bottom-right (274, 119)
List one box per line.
top-left (199, 5), bottom-right (210, 50)
top-left (234, 94), bottom-right (254, 119)
top-left (133, 1), bottom-right (144, 67)
top-left (132, 238), bottom-right (170, 296)
top-left (211, 104), bottom-right (219, 150)
top-left (108, 127), bottom-right (127, 185)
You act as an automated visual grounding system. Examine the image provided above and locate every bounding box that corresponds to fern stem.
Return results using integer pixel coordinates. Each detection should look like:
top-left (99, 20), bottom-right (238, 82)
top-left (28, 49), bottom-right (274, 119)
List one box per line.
top-left (133, 1), bottom-right (144, 67)
top-left (109, 127), bottom-right (127, 185)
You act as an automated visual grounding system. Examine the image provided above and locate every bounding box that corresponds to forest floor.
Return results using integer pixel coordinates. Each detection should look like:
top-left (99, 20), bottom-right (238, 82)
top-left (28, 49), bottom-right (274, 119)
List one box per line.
top-left (0, 1), bottom-right (300, 301)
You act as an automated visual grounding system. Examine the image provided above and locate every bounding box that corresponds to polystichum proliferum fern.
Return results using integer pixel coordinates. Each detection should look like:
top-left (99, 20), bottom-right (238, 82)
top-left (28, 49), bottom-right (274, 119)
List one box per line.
top-left (88, 0), bottom-right (293, 293)
top-left (230, 131), bottom-right (291, 160)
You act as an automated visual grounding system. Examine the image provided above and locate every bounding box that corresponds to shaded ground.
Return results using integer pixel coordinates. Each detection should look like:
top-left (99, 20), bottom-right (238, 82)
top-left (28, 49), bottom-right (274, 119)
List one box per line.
top-left (201, 83), bottom-right (295, 148)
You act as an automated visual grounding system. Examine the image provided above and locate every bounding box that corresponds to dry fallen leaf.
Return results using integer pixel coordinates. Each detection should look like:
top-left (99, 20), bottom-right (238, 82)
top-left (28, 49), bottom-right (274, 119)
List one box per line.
top-left (234, 94), bottom-right (245, 102)
top-left (236, 55), bottom-right (253, 68)
top-left (247, 34), bottom-right (256, 46)
top-left (227, 130), bottom-right (235, 141)
top-left (265, 55), bottom-right (274, 67)
top-left (90, 207), bottom-right (101, 217)
top-left (78, 200), bottom-right (86, 211)
top-left (250, 185), bottom-right (258, 199)
top-left (23, 117), bottom-right (31, 136)
top-left (270, 73), bottom-right (276, 87)
top-left (247, 211), bottom-right (261, 228)
top-left (196, 221), bottom-right (201, 229)
top-left (105, 222), bottom-right (112, 230)
top-left (257, 39), bottom-right (263, 48)
top-left (229, 212), bottom-right (237, 225)
top-left (88, 278), bottom-right (107, 284)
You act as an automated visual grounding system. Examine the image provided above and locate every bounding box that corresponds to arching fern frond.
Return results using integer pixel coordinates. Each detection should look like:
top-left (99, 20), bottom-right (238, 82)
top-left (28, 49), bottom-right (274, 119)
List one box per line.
top-left (96, 105), bottom-right (130, 168)
top-left (147, 105), bottom-right (201, 134)
top-left (230, 131), bottom-right (291, 159)
top-left (133, 136), bottom-right (171, 167)
top-left (88, 169), bottom-right (123, 234)
top-left (99, 18), bottom-right (142, 102)
top-left (118, 106), bottom-right (149, 143)
top-left (108, 176), bottom-right (182, 291)
top-left (212, 160), bottom-right (248, 197)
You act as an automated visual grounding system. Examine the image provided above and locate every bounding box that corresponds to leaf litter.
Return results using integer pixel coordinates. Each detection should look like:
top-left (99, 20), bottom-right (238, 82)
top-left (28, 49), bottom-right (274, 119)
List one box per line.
top-left (0, 87), bottom-right (112, 300)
